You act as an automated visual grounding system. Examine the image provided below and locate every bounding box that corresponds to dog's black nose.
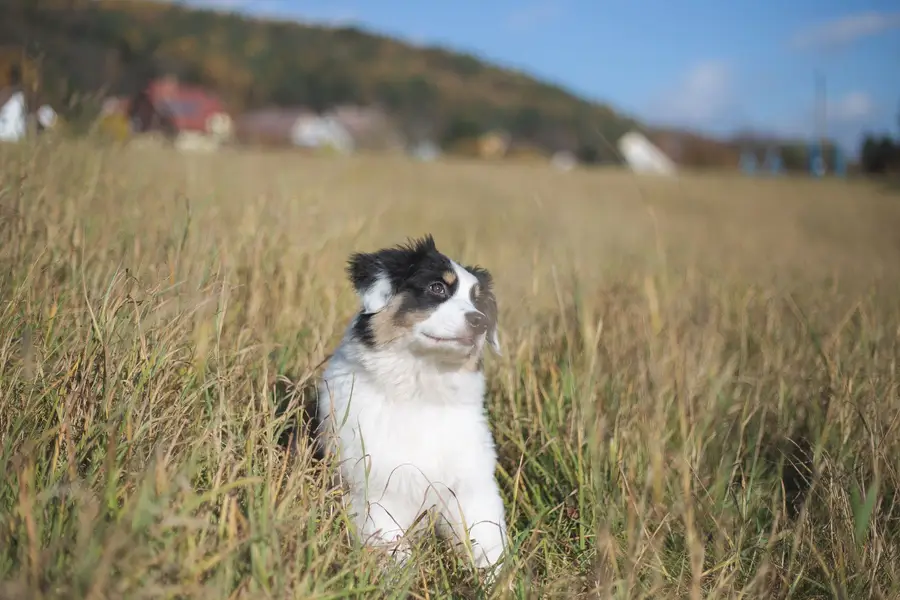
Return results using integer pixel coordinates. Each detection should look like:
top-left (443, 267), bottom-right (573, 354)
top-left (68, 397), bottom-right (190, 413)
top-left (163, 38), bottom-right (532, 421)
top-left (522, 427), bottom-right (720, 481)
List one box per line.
top-left (465, 311), bottom-right (488, 334)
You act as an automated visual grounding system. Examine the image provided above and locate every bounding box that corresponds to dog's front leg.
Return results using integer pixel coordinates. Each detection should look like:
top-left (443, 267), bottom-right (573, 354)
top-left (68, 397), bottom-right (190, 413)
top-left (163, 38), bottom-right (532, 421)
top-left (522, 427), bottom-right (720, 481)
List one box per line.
top-left (441, 481), bottom-right (507, 571)
top-left (352, 493), bottom-right (415, 565)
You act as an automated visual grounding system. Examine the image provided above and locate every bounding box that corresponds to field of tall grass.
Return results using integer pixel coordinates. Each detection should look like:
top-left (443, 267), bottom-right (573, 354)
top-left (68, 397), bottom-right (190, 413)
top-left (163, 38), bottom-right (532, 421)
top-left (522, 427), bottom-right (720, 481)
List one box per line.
top-left (1, 141), bottom-right (899, 599)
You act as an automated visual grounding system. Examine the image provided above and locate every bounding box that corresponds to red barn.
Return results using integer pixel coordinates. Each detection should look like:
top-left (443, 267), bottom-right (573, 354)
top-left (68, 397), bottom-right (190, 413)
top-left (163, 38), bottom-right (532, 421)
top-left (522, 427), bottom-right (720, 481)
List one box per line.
top-left (129, 76), bottom-right (232, 140)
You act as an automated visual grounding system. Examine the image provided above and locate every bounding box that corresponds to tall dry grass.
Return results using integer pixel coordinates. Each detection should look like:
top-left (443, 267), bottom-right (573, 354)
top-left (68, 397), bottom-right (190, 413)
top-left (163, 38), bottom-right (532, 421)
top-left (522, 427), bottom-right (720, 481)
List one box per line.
top-left (1, 140), bottom-right (899, 599)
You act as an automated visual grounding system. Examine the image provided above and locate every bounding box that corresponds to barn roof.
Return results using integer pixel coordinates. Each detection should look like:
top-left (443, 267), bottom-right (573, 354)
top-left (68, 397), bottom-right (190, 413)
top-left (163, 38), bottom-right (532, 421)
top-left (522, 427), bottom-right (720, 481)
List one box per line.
top-left (142, 78), bottom-right (229, 133)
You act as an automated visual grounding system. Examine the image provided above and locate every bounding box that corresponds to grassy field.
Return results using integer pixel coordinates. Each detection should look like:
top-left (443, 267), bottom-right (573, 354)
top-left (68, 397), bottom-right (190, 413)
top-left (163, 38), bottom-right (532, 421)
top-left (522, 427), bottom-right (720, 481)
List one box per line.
top-left (1, 141), bottom-right (899, 599)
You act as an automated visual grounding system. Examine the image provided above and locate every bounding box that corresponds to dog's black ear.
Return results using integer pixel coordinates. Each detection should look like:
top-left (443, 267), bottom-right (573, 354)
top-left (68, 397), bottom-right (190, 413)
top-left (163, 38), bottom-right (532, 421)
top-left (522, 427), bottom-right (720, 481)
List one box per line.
top-left (468, 265), bottom-right (501, 355)
top-left (346, 251), bottom-right (394, 313)
top-left (347, 235), bottom-right (438, 314)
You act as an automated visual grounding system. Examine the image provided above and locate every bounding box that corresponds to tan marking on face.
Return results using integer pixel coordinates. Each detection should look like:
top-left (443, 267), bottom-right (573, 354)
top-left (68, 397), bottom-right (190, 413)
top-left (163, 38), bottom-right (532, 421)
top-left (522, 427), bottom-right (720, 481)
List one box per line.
top-left (442, 270), bottom-right (458, 286)
top-left (396, 306), bottom-right (431, 329)
top-left (368, 296), bottom-right (404, 346)
top-left (472, 283), bottom-right (481, 299)
top-left (368, 293), bottom-right (429, 346)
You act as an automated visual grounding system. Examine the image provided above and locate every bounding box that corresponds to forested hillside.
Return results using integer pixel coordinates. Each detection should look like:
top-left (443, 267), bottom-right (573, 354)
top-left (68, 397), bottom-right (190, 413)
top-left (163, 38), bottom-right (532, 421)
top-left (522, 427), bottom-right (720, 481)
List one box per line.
top-left (2, 0), bottom-right (648, 159)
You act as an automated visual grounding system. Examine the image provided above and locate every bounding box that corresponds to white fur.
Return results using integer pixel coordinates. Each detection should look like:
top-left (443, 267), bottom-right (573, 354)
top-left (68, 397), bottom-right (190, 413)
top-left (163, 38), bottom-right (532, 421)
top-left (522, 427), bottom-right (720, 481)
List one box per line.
top-left (317, 261), bottom-right (507, 572)
top-left (360, 272), bottom-right (393, 314)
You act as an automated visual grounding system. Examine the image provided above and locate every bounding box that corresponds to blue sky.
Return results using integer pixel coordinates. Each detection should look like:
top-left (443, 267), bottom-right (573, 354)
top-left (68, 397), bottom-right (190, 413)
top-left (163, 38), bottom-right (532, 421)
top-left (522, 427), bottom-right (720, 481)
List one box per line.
top-left (182, 0), bottom-right (899, 152)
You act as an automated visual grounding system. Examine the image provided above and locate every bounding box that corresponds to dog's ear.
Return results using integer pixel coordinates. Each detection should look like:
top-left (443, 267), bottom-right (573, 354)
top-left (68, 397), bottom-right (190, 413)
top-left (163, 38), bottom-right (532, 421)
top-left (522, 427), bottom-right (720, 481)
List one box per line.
top-left (486, 303), bottom-right (501, 356)
top-left (347, 251), bottom-right (394, 314)
top-left (468, 265), bottom-right (501, 356)
top-left (489, 323), bottom-right (500, 355)
top-left (347, 236), bottom-right (437, 314)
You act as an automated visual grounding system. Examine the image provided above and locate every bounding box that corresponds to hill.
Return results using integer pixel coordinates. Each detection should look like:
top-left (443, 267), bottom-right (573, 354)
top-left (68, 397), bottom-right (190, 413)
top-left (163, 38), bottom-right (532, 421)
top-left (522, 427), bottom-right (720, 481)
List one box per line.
top-left (2, 0), bottom-right (650, 160)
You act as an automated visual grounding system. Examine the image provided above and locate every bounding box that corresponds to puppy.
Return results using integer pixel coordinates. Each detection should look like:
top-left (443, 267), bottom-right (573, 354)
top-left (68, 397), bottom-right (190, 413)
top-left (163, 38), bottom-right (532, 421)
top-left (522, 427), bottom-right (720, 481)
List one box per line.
top-left (316, 234), bottom-right (507, 572)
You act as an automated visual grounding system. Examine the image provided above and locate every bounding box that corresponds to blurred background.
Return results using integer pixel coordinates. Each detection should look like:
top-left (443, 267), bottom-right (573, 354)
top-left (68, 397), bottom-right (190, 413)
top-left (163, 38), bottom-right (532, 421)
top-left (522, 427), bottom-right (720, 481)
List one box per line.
top-left (2, 0), bottom-right (898, 176)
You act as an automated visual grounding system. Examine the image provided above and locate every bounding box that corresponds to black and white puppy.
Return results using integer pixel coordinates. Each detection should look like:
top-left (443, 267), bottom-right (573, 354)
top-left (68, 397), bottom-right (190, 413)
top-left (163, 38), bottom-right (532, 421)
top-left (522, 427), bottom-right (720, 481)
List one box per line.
top-left (316, 234), bottom-right (507, 571)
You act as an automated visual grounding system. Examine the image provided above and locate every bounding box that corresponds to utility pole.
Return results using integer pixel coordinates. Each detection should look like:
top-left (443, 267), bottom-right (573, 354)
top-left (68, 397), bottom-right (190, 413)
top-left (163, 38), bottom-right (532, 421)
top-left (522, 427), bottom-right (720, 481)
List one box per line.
top-left (815, 70), bottom-right (827, 147)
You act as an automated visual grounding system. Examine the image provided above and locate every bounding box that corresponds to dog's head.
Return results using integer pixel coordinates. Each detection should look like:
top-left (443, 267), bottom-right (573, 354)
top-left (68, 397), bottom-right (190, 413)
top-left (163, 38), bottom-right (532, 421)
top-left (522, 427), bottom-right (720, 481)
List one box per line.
top-left (346, 234), bottom-right (500, 364)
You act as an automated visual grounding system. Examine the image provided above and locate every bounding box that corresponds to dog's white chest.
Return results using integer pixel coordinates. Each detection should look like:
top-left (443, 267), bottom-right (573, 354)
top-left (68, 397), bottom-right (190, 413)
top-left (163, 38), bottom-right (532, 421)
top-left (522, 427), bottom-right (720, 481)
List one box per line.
top-left (365, 400), bottom-right (491, 480)
top-left (320, 352), bottom-right (496, 490)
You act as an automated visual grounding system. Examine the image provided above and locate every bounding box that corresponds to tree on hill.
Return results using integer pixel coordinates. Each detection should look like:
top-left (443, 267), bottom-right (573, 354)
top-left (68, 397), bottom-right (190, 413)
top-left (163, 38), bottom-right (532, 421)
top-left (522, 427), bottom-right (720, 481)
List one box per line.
top-left (440, 114), bottom-right (484, 148)
top-left (860, 134), bottom-right (898, 174)
top-left (858, 99), bottom-right (900, 175)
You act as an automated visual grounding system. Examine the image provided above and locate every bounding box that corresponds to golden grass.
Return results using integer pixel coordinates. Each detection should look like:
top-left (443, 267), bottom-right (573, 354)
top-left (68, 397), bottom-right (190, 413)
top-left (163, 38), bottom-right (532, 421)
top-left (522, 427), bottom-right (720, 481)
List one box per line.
top-left (1, 140), bottom-right (899, 599)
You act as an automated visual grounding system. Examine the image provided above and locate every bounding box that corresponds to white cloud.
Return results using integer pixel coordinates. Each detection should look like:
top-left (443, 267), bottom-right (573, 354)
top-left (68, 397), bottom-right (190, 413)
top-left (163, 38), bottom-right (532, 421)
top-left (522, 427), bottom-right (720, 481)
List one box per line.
top-left (650, 61), bottom-right (735, 126)
top-left (791, 11), bottom-right (900, 50)
top-left (827, 91), bottom-right (876, 122)
top-left (506, 1), bottom-right (563, 32)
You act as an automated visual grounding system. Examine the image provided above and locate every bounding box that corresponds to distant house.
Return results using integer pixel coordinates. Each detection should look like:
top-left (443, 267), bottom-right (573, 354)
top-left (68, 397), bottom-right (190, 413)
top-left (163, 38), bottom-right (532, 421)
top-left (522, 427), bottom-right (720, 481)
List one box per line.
top-left (0, 85), bottom-right (58, 143)
top-left (100, 96), bottom-right (130, 118)
top-left (235, 107), bottom-right (314, 147)
top-left (477, 130), bottom-right (510, 159)
top-left (35, 104), bottom-right (57, 130)
top-left (410, 140), bottom-right (440, 162)
top-left (617, 131), bottom-right (677, 176)
top-left (129, 76), bottom-right (233, 150)
top-left (292, 114), bottom-right (354, 153)
top-left (0, 86), bottom-right (26, 142)
top-left (551, 150), bottom-right (577, 171)
top-left (651, 132), bottom-right (685, 164)
top-left (649, 129), bottom-right (740, 169)
top-left (329, 105), bottom-right (402, 151)
top-left (236, 107), bottom-right (356, 153)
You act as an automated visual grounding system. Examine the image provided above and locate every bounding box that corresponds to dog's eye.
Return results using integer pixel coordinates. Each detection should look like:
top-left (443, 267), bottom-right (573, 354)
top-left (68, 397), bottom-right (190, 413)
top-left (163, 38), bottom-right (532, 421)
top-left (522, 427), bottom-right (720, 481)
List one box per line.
top-left (428, 281), bottom-right (448, 297)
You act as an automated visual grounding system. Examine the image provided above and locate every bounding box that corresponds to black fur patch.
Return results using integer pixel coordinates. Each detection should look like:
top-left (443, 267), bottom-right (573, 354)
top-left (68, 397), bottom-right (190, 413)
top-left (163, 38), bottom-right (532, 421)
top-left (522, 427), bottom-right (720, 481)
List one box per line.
top-left (465, 265), bottom-right (498, 345)
top-left (352, 312), bottom-right (377, 347)
top-left (347, 235), bottom-right (458, 347)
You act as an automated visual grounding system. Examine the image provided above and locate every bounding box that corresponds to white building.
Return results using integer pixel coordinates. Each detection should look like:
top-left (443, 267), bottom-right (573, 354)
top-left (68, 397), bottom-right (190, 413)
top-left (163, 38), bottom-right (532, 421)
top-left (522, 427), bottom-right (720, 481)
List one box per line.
top-left (617, 131), bottom-right (677, 175)
top-left (410, 140), bottom-right (440, 162)
top-left (292, 114), bottom-right (354, 153)
top-left (551, 150), bottom-right (577, 172)
top-left (36, 104), bottom-right (57, 129)
top-left (0, 88), bottom-right (26, 142)
top-left (0, 87), bottom-right (59, 143)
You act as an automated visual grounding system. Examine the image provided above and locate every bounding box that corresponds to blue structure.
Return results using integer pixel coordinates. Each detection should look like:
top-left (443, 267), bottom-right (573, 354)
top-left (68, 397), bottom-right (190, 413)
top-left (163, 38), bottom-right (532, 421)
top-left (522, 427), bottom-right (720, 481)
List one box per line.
top-left (763, 146), bottom-right (784, 175)
top-left (833, 146), bottom-right (847, 178)
top-left (740, 149), bottom-right (758, 174)
top-left (744, 142), bottom-right (845, 179)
